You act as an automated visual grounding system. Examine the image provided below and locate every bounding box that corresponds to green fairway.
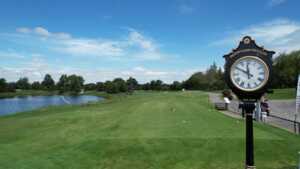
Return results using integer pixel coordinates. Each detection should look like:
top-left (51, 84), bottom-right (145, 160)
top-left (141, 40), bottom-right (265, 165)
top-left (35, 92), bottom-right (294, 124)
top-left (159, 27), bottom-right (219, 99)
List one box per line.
top-left (268, 88), bottom-right (297, 100)
top-left (0, 91), bottom-right (299, 169)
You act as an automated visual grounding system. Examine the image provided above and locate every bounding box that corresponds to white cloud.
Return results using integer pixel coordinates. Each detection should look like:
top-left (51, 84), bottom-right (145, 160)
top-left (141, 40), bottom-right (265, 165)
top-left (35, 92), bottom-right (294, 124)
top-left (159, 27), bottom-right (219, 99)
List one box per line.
top-left (17, 26), bottom-right (71, 39)
top-left (58, 38), bottom-right (124, 57)
top-left (16, 27), bottom-right (31, 34)
top-left (178, 4), bottom-right (195, 14)
top-left (0, 63), bottom-right (193, 83)
top-left (34, 27), bottom-right (51, 37)
top-left (268, 0), bottom-right (287, 7)
top-left (14, 26), bottom-right (170, 60)
top-left (2, 27), bottom-right (183, 82)
top-left (128, 29), bottom-right (156, 51)
top-left (54, 32), bottom-right (72, 39)
top-left (212, 18), bottom-right (300, 54)
top-left (0, 51), bottom-right (25, 59)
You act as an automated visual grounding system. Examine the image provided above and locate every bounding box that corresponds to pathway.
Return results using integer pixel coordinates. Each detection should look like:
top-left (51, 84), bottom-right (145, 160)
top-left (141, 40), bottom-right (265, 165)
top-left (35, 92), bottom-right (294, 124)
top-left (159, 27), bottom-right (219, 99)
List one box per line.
top-left (208, 92), bottom-right (299, 133)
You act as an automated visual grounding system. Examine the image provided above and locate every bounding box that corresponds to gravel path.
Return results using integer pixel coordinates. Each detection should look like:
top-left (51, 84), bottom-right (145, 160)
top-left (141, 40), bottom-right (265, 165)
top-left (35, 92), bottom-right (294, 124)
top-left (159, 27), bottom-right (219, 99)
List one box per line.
top-left (208, 92), bottom-right (300, 133)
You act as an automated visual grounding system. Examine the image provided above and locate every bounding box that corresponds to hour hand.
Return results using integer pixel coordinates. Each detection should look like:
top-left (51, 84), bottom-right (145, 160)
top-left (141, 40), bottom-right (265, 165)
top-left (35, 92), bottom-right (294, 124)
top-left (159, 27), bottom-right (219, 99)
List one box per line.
top-left (236, 67), bottom-right (253, 77)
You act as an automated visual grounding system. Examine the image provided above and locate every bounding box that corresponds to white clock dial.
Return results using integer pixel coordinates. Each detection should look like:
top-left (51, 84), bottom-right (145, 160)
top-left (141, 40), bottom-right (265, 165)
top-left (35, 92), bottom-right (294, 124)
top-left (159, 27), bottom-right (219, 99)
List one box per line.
top-left (230, 56), bottom-right (269, 91)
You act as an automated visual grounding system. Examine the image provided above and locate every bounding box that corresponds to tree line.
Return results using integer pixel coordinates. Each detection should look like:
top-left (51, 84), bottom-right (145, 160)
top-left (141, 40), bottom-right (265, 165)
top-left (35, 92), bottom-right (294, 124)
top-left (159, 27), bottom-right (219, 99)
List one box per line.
top-left (0, 74), bottom-right (85, 94)
top-left (0, 50), bottom-right (299, 94)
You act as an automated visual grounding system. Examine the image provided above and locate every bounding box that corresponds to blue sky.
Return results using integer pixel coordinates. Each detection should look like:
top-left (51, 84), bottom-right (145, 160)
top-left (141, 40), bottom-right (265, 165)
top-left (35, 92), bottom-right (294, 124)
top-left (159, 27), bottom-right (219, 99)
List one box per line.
top-left (1, 0), bottom-right (300, 83)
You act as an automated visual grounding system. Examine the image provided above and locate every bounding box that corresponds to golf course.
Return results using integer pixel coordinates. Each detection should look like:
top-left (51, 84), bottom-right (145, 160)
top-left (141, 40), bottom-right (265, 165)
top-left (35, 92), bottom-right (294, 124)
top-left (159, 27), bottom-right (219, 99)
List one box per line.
top-left (0, 91), bottom-right (299, 169)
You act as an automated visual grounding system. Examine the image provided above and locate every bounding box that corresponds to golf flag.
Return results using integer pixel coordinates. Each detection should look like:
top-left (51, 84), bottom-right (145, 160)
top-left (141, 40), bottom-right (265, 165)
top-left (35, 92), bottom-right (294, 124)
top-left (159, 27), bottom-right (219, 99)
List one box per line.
top-left (296, 74), bottom-right (300, 121)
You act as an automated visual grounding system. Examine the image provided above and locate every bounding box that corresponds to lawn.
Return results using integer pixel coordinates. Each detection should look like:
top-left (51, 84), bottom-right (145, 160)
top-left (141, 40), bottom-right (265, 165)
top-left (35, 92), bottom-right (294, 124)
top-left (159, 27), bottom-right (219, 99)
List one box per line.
top-left (268, 88), bottom-right (297, 100)
top-left (0, 91), bottom-right (299, 169)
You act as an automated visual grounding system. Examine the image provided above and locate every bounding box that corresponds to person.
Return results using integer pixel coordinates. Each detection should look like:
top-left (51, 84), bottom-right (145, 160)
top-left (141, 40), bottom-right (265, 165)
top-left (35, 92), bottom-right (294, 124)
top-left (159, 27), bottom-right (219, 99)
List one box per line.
top-left (224, 97), bottom-right (231, 110)
top-left (238, 102), bottom-right (245, 117)
top-left (261, 96), bottom-right (270, 123)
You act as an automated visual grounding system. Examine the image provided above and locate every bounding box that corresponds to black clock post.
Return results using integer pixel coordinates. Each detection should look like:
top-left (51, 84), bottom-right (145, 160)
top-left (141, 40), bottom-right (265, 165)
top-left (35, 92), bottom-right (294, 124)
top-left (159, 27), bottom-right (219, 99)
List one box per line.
top-left (223, 36), bottom-right (275, 169)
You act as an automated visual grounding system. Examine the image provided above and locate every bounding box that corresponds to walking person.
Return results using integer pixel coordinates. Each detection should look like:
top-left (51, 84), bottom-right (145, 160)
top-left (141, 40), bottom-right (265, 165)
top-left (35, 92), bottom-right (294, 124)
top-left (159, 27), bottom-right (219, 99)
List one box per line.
top-left (261, 96), bottom-right (270, 123)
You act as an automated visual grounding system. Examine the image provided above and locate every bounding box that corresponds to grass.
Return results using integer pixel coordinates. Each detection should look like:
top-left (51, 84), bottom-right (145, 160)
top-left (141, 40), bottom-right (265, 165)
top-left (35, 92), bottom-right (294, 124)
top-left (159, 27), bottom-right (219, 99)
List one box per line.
top-left (0, 90), bottom-right (109, 99)
top-left (0, 91), bottom-right (299, 169)
top-left (0, 90), bottom-right (58, 98)
top-left (268, 88), bottom-right (297, 100)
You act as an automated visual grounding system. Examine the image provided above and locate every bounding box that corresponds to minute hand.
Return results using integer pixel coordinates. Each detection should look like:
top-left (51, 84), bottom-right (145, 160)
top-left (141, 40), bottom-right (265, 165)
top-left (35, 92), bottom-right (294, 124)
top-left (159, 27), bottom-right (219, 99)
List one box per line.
top-left (236, 67), bottom-right (253, 77)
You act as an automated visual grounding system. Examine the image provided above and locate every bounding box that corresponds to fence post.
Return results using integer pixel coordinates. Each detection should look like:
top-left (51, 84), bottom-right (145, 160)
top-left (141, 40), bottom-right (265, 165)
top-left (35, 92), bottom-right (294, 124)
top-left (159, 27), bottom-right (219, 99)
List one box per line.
top-left (298, 122), bottom-right (300, 135)
top-left (298, 151), bottom-right (300, 169)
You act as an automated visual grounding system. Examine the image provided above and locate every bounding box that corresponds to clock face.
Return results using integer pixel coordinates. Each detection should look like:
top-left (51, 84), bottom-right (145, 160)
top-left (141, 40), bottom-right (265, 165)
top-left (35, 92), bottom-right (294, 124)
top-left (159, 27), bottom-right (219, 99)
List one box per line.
top-left (230, 56), bottom-right (269, 92)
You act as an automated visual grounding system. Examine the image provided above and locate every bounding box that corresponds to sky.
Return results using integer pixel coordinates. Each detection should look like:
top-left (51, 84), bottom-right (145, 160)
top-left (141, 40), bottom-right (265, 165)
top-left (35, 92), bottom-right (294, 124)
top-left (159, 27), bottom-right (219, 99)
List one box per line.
top-left (1, 0), bottom-right (300, 83)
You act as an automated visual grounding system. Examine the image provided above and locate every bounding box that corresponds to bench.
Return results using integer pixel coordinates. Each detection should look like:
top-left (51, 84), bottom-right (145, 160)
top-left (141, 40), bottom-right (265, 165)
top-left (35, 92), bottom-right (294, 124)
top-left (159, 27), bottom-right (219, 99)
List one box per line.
top-left (215, 102), bottom-right (228, 110)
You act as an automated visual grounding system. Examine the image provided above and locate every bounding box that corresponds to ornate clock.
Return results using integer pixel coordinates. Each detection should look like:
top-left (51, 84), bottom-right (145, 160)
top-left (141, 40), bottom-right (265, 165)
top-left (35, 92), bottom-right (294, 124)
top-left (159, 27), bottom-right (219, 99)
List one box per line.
top-left (223, 36), bottom-right (275, 169)
top-left (224, 36), bottom-right (274, 100)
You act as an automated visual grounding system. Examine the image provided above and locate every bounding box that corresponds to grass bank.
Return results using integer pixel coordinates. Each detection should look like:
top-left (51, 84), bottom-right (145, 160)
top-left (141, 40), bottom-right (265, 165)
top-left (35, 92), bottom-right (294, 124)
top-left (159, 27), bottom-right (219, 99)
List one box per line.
top-left (0, 91), bottom-right (299, 169)
top-left (0, 90), bottom-right (58, 98)
top-left (268, 88), bottom-right (296, 100)
top-left (0, 90), bottom-right (109, 99)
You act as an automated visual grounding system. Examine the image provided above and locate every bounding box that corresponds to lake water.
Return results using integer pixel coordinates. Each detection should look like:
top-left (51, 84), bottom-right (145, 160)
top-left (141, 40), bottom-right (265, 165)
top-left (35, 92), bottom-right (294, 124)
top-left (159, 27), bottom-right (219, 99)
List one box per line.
top-left (0, 95), bottom-right (103, 116)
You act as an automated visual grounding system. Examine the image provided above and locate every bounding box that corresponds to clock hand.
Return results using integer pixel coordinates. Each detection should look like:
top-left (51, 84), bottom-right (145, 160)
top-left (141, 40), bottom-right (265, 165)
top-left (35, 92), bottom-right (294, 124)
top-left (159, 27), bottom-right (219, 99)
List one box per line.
top-left (236, 67), bottom-right (254, 78)
top-left (246, 62), bottom-right (250, 79)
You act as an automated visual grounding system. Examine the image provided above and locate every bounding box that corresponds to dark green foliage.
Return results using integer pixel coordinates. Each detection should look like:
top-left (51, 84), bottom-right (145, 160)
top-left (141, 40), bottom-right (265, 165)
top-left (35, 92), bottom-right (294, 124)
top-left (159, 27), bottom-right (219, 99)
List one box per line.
top-left (56, 74), bottom-right (84, 94)
top-left (104, 81), bottom-right (118, 94)
top-left (41, 74), bottom-right (55, 90)
top-left (150, 80), bottom-right (164, 90)
top-left (142, 82), bottom-right (151, 90)
top-left (57, 74), bottom-right (68, 93)
top-left (0, 78), bottom-right (7, 92)
top-left (104, 78), bottom-right (128, 94)
top-left (170, 81), bottom-right (182, 91)
top-left (96, 82), bottom-right (105, 91)
top-left (6, 82), bottom-right (16, 92)
top-left (84, 83), bottom-right (97, 91)
top-left (16, 77), bottom-right (31, 90)
top-left (272, 51), bottom-right (300, 88)
top-left (67, 75), bottom-right (85, 94)
top-left (113, 78), bottom-right (128, 92)
top-left (42, 74), bottom-right (55, 89)
top-left (31, 81), bottom-right (42, 90)
top-left (184, 63), bottom-right (225, 91)
top-left (126, 77), bottom-right (138, 93)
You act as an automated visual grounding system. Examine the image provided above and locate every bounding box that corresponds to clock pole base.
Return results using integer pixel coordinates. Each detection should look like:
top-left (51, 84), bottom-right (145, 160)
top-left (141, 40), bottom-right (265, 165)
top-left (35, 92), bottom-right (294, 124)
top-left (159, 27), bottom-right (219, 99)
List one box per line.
top-left (243, 102), bottom-right (256, 169)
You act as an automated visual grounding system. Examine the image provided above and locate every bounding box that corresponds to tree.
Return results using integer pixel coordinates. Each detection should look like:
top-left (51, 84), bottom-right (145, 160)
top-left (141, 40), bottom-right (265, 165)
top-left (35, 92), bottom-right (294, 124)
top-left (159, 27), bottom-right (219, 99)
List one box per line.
top-left (184, 72), bottom-right (207, 90)
top-left (142, 82), bottom-right (151, 90)
top-left (31, 81), bottom-right (42, 90)
top-left (84, 83), bottom-right (97, 91)
top-left (16, 77), bottom-right (30, 90)
top-left (57, 74), bottom-right (68, 93)
top-left (68, 75), bottom-right (84, 94)
top-left (7, 82), bottom-right (16, 92)
top-left (184, 63), bottom-right (225, 91)
top-left (42, 74), bottom-right (55, 90)
top-left (126, 77), bottom-right (138, 93)
top-left (0, 78), bottom-right (7, 92)
top-left (170, 81), bottom-right (182, 91)
top-left (150, 80), bottom-right (163, 90)
top-left (104, 80), bottom-right (118, 94)
top-left (113, 78), bottom-right (128, 93)
top-left (96, 82), bottom-right (105, 91)
top-left (272, 51), bottom-right (300, 88)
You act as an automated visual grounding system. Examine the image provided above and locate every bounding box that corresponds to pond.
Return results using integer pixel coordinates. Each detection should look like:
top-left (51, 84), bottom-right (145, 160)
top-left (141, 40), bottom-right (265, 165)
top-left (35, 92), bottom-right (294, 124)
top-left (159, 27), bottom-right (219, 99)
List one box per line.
top-left (0, 95), bottom-right (104, 116)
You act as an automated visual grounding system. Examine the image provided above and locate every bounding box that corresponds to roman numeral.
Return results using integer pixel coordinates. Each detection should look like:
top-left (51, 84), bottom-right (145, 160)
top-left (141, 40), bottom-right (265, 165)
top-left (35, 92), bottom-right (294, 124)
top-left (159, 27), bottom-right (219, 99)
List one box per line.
top-left (257, 77), bottom-right (264, 82)
top-left (240, 82), bottom-right (245, 87)
top-left (247, 83), bottom-right (251, 88)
